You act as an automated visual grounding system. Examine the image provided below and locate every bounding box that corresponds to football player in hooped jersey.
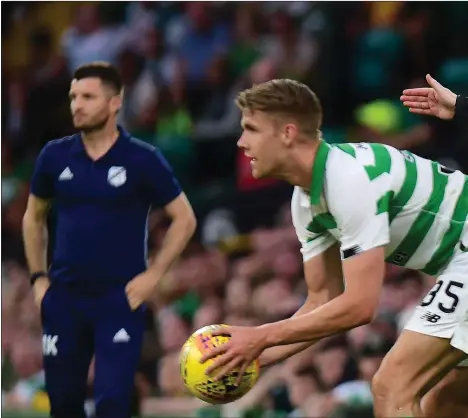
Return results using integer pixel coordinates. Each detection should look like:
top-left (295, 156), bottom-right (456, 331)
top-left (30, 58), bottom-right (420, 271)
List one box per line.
top-left (200, 79), bottom-right (468, 417)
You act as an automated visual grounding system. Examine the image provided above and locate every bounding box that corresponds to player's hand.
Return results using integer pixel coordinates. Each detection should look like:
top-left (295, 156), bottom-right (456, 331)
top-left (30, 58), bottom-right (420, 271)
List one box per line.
top-left (401, 74), bottom-right (457, 120)
top-left (200, 326), bottom-right (267, 385)
top-left (33, 277), bottom-right (51, 309)
top-left (125, 271), bottom-right (159, 310)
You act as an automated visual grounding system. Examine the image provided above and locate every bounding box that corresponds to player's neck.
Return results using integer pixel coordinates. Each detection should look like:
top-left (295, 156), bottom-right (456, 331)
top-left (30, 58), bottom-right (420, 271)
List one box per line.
top-left (81, 123), bottom-right (120, 157)
top-left (278, 142), bottom-right (320, 190)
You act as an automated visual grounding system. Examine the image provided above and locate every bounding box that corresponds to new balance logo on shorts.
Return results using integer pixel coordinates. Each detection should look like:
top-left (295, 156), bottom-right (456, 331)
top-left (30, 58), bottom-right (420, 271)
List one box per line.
top-left (420, 312), bottom-right (441, 323)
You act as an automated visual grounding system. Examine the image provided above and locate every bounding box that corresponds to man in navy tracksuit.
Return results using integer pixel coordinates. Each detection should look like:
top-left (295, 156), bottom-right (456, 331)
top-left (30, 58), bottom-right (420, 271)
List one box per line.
top-left (22, 62), bottom-right (197, 418)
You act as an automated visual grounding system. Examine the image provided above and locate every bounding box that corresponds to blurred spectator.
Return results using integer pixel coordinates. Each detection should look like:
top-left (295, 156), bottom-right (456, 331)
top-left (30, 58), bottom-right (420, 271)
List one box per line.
top-left (174, 2), bottom-right (231, 87)
top-left (227, 4), bottom-right (263, 79)
top-left (3, 73), bottom-right (26, 141)
top-left (152, 85), bottom-right (195, 188)
top-left (157, 307), bottom-right (191, 354)
top-left (333, 335), bottom-right (392, 407)
top-left (192, 297), bottom-right (224, 332)
top-left (125, 2), bottom-right (158, 55)
top-left (314, 337), bottom-right (358, 391)
top-left (158, 352), bottom-right (186, 397)
top-left (191, 56), bottom-right (237, 142)
top-left (283, 365), bottom-right (328, 417)
top-left (2, 340), bottom-right (44, 410)
top-left (262, 10), bottom-right (319, 81)
top-left (139, 26), bottom-right (179, 93)
top-left (117, 48), bottom-right (156, 132)
top-left (251, 278), bottom-right (302, 322)
top-left (23, 27), bottom-right (72, 154)
top-left (61, 4), bottom-right (129, 71)
top-left (225, 277), bottom-right (251, 318)
top-left (2, 145), bottom-right (29, 264)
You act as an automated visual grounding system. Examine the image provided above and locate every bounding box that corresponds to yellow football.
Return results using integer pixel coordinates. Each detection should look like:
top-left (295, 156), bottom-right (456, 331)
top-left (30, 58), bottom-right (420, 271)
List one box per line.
top-left (179, 324), bottom-right (260, 404)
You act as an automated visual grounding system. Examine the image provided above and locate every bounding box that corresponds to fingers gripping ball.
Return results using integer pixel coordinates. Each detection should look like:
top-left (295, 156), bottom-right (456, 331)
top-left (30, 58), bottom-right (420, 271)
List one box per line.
top-left (179, 325), bottom-right (259, 404)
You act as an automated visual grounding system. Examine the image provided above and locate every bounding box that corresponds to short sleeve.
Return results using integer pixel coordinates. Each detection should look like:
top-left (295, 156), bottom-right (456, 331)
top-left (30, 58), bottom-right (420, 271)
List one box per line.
top-left (298, 230), bottom-right (336, 262)
top-left (291, 187), bottom-right (336, 262)
top-left (30, 145), bottom-right (55, 199)
top-left (144, 148), bottom-right (182, 208)
top-left (327, 164), bottom-right (390, 260)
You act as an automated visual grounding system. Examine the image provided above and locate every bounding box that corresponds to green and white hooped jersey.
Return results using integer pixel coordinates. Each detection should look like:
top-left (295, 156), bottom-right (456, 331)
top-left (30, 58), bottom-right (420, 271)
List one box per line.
top-left (291, 141), bottom-right (468, 276)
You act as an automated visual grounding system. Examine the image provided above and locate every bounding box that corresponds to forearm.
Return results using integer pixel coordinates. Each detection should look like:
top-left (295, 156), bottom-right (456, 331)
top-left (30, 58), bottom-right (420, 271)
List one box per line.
top-left (259, 302), bottom-right (318, 368)
top-left (261, 294), bottom-right (372, 347)
top-left (260, 339), bottom-right (317, 368)
top-left (259, 283), bottom-right (343, 367)
top-left (22, 215), bottom-right (49, 273)
top-left (147, 215), bottom-right (196, 278)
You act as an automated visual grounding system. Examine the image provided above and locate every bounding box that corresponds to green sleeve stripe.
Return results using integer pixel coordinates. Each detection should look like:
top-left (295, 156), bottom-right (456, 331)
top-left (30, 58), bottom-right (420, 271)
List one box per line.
top-left (389, 153), bottom-right (418, 223)
top-left (307, 213), bottom-right (338, 234)
top-left (387, 162), bottom-right (449, 266)
top-left (366, 144), bottom-right (392, 180)
top-left (377, 191), bottom-right (394, 215)
top-left (335, 143), bottom-right (356, 158)
top-left (423, 176), bottom-right (468, 275)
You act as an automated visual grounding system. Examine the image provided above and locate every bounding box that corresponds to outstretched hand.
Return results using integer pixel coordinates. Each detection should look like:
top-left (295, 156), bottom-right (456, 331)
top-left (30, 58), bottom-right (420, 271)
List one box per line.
top-left (199, 326), bottom-right (266, 385)
top-left (401, 74), bottom-right (457, 120)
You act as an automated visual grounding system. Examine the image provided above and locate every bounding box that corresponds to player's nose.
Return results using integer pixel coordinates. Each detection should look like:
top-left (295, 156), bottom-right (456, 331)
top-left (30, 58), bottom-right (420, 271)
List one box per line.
top-left (71, 104), bottom-right (82, 114)
top-left (72, 96), bottom-right (85, 110)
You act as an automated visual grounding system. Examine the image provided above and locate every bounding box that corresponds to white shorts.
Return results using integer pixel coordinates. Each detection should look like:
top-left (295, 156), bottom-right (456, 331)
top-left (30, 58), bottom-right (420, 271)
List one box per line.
top-left (404, 233), bottom-right (468, 367)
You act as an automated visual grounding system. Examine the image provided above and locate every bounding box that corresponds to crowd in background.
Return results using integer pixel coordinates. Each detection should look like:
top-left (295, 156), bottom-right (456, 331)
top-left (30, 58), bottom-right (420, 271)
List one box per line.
top-left (2, 2), bottom-right (468, 417)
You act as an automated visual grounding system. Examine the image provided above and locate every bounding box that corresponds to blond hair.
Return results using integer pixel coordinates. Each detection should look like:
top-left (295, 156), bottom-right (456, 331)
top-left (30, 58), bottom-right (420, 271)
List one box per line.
top-left (236, 79), bottom-right (322, 137)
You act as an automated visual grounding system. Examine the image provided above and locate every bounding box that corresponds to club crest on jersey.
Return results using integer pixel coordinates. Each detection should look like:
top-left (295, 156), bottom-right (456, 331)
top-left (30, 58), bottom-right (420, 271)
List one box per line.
top-left (108, 166), bottom-right (126, 187)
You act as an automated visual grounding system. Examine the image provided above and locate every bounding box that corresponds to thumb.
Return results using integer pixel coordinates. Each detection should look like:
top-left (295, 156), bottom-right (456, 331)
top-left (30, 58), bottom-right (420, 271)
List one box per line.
top-left (426, 74), bottom-right (444, 92)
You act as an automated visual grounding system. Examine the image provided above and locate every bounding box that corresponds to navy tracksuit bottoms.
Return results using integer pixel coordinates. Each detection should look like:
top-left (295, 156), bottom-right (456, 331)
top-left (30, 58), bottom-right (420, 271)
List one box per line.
top-left (40, 282), bottom-right (145, 418)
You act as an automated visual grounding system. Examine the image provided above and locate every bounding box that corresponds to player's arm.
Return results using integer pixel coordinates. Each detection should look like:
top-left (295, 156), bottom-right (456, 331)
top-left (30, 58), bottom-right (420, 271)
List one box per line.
top-left (23, 145), bottom-right (55, 304)
top-left (259, 166), bottom-right (389, 346)
top-left (126, 149), bottom-right (196, 309)
top-left (143, 148), bottom-right (197, 279)
top-left (23, 195), bottom-right (51, 275)
top-left (259, 242), bottom-right (344, 368)
top-left (147, 192), bottom-right (197, 279)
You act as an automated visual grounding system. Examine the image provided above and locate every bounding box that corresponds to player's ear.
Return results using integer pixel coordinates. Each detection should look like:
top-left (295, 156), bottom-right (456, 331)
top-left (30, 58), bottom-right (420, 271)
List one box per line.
top-left (282, 123), bottom-right (298, 147)
top-left (110, 94), bottom-right (122, 114)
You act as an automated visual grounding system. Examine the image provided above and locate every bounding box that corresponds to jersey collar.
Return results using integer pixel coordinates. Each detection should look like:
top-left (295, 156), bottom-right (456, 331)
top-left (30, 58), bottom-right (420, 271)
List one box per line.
top-left (309, 140), bottom-right (331, 205)
top-left (71, 125), bottom-right (130, 156)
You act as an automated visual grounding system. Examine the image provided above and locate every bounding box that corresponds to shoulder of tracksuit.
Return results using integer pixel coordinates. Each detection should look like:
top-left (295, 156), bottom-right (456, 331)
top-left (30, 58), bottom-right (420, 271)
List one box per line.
top-left (127, 136), bottom-right (156, 152)
top-left (127, 135), bottom-right (181, 176)
top-left (125, 136), bottom-right (171, 165)
top-left (40, 135), bottom-right (78, 155)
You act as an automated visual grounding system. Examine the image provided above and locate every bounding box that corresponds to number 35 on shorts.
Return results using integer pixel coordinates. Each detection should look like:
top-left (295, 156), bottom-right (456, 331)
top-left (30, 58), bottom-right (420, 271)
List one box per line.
top-left (421, 279), bottom-right (465, 315)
